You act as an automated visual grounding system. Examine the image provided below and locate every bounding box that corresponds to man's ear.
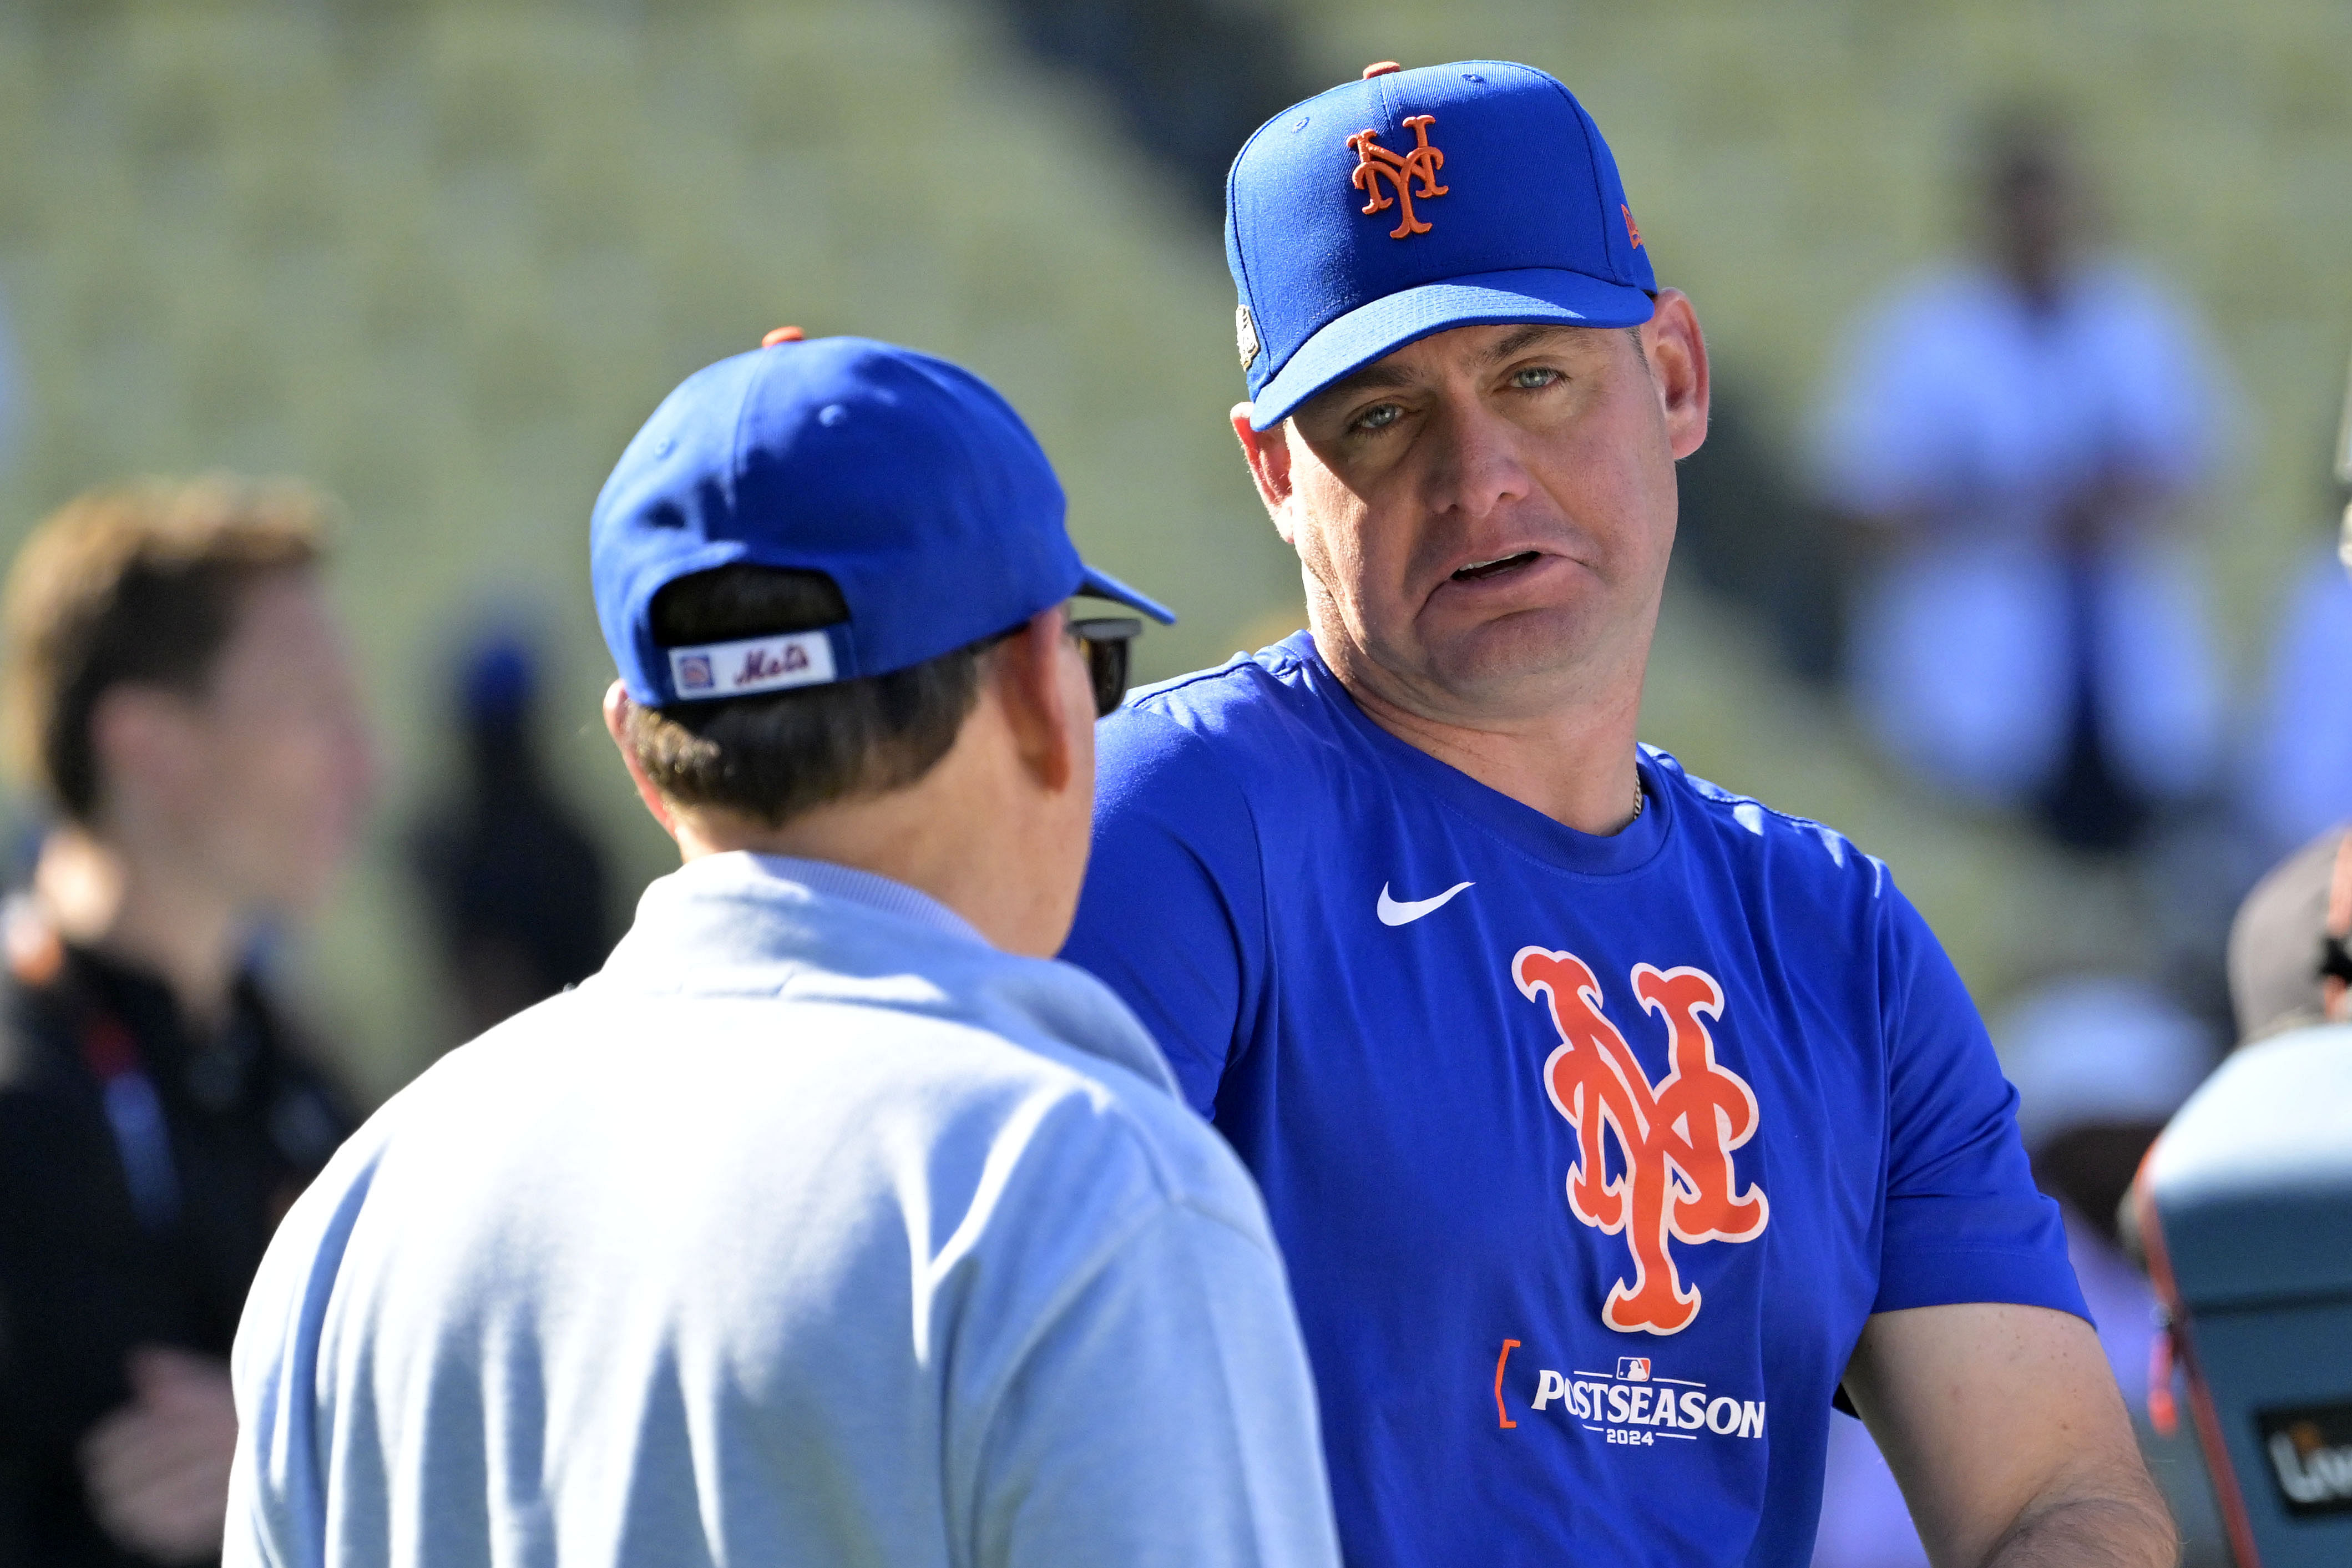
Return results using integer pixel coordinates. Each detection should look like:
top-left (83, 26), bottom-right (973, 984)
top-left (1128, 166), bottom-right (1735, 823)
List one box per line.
top-left (993, 608), bottom-right (1079, 796)
top-left (87, 685), bottom-right (198, 817)
top-left (601, 680), bottom-right (680, 838)
top-left (1637, 289), bottom-right (1711, 462)
top-left (1230, 403), bottom-right (1299, 545)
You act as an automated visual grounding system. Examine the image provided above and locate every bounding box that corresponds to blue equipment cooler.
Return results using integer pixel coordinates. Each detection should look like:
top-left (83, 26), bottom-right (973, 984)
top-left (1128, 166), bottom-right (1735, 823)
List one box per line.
top-left (2134, 1025), bottom-right (2352, 1566)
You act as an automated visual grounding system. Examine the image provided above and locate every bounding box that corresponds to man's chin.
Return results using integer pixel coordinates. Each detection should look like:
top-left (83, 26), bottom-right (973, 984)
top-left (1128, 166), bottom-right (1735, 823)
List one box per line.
top-left (1412, 606), bottom-right (1617, 710)
top-left (243, 860), bottom-right (346, 928)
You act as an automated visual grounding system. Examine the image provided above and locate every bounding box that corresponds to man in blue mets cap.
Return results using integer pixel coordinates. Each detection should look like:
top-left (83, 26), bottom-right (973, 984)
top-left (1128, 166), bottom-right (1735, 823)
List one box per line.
top-left (1064, 62), bottom-right (2174, 1567)
top-left (222, 333), bottom-right (1343, 1568)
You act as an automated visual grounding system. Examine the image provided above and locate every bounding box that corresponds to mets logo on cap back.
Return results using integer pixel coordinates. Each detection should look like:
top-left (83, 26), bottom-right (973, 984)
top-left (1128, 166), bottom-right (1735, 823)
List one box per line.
top-left (1514, 947), bottom-right (1769, 1336)
top-left (666, 629), bottom-right (837, 701)
top-left (1347, 115), bottom-right (1449, 239)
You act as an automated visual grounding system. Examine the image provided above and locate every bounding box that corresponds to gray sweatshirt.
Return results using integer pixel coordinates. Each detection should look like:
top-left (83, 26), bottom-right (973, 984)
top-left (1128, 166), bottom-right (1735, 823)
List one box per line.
top-left (226, 852), bottom-right (1339, 1568)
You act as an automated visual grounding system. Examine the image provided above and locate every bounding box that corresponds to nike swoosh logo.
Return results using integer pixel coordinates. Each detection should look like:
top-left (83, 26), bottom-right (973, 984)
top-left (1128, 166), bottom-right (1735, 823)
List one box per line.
top-left (1377, 880), bottom-right (1475, 927)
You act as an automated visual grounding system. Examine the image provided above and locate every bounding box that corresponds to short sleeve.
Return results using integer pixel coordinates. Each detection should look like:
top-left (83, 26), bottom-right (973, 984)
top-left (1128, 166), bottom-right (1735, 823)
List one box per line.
top-left (1061, 705), bottom-right (1268, 1118)
top-left (968, 1201), bottom-right (1340, 1568)
top-left (2096, 271), bottom-right (2233, 492)
top-left (1872, 889), bottom-right (2088, 1323)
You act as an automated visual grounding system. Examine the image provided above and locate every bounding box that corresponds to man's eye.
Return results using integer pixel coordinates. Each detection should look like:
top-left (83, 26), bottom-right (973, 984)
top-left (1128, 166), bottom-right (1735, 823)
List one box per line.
top-left (1510, 367), bottom-right (1562, 390)
top-left (1353, 403), bottom-right (1404, 433)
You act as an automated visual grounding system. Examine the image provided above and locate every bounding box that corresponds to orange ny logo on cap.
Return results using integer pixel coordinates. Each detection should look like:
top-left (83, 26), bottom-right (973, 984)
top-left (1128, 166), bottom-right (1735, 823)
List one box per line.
top-left (1347, 115), bottom-right (1449, 239)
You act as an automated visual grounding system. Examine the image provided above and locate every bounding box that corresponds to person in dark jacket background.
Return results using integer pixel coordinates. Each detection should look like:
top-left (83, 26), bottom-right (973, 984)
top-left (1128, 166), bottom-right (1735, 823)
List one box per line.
top-left (408, 626), bottom-right (613, 1042)
top-left (0, 477), bottom-right (371, 1566)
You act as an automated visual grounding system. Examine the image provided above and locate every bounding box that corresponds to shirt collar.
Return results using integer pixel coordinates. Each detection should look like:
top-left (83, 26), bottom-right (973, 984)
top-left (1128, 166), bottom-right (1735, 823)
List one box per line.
top-left (598, 849), bottom-right (1180, 1100)
top-left (679, 852), bottom-right (988, 949)
top-left (1280, 631), bottom-right (1672, 877)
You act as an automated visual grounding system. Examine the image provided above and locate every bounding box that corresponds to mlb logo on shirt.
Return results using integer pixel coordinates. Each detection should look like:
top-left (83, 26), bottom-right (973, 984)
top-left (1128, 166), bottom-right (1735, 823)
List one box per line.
top-left (1617, 1357), bottom-right (1651, 1383)
top-left (676, 654), bottom-right (715, 692)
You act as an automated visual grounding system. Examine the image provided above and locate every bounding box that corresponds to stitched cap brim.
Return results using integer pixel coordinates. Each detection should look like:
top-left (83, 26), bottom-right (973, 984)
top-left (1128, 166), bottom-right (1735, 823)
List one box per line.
top-left (1247, 267), bottom-right (1656, 431)
top-left (1078, 563), bottom-right (1176, 624)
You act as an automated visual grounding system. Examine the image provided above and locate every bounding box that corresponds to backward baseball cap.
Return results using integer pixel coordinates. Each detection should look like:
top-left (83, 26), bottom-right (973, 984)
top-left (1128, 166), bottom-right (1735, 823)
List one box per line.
top-left (1227, 60), bottom-right (1656, 430)
top-left (591, 333), bottom-right (1172, 708)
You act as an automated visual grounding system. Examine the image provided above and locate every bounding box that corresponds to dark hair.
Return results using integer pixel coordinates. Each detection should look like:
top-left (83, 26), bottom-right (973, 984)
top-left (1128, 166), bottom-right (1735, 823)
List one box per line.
top-left (2, 476), bottom-right (326, 821)
top-left (621, 564), bottom-right (990, 826)
top-left (1974, 104), bottom-right (2073, 199)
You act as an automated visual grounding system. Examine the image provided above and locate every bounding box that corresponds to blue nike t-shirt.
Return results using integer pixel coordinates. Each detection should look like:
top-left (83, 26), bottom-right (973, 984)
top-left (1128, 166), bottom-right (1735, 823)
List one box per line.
top-left (1060, 634), bottom-right (2086, 1568)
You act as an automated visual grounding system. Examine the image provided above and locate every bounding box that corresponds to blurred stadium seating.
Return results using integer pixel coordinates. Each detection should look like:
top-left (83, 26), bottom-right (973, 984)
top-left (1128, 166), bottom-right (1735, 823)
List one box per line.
top-left (0, 0), bottom-right (1298, 1093)
top-left (0, 0), bottom-right (2346, 1104)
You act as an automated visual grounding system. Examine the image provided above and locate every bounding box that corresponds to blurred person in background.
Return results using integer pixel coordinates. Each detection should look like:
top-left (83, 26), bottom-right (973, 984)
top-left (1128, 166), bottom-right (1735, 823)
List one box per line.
top-left (0, 478), bottom-right (370, 1566)
top-left (2228, 355), bottom-right (2352, 1044)
top-left (2228, 821), bottom-right (2348, 1044)
top-left (2231, 803), bottom-right (2352, 1049)
top-left (2243, 543), bottom-right (2352, 857)
top-left (408, 626), bottom-right (611, 1040)
top-left (1814, 112), bottom-right (2231, 854)
top-left (1812, 976), bottom-right (2224, 1567)
top-left (2242, 353), bottom-right (2352, 859)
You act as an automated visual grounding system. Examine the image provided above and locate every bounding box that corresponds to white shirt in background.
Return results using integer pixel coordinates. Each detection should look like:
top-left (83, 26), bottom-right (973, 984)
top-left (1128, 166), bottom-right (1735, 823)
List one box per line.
top-left (1814, 262), bottom-right (2231, 806)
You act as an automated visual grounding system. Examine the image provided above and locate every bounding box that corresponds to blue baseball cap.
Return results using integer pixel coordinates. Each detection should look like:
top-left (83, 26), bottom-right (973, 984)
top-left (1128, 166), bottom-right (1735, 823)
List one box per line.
top-left (591, 334), bottom-right (1172, 707)
top-left (1227, 60), bottom-right (1656, 431)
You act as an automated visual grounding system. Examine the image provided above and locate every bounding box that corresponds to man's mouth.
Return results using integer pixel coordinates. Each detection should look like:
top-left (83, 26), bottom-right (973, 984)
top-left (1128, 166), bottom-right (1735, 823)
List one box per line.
top-left (1450, 551), bottom-right (1542, 583)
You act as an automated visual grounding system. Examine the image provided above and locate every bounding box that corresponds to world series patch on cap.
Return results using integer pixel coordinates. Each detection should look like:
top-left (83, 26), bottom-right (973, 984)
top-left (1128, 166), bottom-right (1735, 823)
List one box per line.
top-left (1227, 60), bottom-right (1658, 429)
top-left (590, 334), bottom-right (1172, 708)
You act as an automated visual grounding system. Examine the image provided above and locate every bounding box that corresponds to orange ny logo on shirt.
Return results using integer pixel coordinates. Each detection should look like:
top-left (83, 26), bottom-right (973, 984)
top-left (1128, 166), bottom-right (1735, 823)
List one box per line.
top-left (1513, 948), bottom-right (1769, 1336)
top-left (1347, 115), bottom-right (1449, 238)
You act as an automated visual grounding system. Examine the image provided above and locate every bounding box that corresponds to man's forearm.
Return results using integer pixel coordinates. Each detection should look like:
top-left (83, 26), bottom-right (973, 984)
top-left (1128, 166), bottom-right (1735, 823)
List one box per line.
top-left (1982, 1487), bottom-right (2177, 1568)
top-left (1845, 1305), bottom-right (2184, 1568)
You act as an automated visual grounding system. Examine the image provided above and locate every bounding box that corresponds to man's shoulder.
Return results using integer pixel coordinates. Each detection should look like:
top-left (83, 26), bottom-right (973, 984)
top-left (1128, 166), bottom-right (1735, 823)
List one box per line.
top-left (0, 961), bottom-right (79, 1099)
top-left (807, 959), bottom-right (1274, 1237)
top-left (2071, 256), bottom-right (2197, 324)
top-left (1105, 636), bottom-right (1338, 786)
top-left (1646, 747), bottom-right (1896, 917)
top-left (1005, 1009), bottom-right (1273, 1237)
top-left (426, 958), bottom-right (1267, 1236)
top-left (1852, 264), bottom-right (2002, 340)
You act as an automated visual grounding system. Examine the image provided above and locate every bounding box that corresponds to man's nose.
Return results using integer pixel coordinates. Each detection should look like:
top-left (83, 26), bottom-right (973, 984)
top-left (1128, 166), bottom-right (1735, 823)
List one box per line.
top-left (1422, 396), bottom-right (1532, 522)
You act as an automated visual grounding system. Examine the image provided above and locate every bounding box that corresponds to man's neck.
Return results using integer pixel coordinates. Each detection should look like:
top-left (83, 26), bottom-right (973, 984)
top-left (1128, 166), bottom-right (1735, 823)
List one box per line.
top-left (663, 715), bottom-right (1071, 959)
top-left (34, 827), bottom-right (246, 1030)
top-left (1317, 632), bottom-right (1648, 836)
top-left (1999, 252), bottom-right (2071, 319)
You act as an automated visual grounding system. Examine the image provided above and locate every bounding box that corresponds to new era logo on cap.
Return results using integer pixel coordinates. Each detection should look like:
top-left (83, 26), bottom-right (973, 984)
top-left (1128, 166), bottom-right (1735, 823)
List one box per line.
top-left (1225, 60), bottom-right (1657, 429)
